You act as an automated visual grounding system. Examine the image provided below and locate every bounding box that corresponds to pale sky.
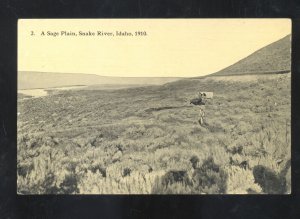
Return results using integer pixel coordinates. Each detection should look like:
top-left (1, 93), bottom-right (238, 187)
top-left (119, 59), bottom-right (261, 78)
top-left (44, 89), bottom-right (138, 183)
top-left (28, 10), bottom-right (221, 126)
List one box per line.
top-left (18, 19), bottom-right (291, 77)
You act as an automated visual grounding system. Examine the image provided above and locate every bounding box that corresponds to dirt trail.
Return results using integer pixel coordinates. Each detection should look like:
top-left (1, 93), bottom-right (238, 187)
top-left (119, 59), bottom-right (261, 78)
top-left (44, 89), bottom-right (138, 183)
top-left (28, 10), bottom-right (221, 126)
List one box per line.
top-left (145, 105), bottom-right (193, 113)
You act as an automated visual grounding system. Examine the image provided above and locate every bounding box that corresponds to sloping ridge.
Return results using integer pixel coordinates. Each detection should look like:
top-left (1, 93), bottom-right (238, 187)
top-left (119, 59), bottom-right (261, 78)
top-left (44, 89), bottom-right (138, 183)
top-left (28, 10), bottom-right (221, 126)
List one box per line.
top-left (210, 34), bottom-right (291, 76)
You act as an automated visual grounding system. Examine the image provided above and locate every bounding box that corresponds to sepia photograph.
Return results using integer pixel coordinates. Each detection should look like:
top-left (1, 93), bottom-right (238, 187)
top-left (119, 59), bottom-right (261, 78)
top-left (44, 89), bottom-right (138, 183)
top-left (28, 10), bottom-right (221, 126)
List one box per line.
top-left (17, 19), bottom-right (291, 194)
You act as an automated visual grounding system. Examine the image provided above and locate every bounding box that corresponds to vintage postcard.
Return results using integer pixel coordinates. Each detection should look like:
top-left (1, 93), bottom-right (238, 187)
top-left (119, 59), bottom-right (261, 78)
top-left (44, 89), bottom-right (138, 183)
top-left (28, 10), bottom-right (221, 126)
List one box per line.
top-left (17, 19), bottom-right (291, 194)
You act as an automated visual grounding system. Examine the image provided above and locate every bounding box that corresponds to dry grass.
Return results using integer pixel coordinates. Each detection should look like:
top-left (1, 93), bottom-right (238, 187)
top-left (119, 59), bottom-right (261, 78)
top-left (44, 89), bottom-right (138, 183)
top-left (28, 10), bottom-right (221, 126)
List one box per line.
top-left (17, 73), bottom-right (291, 194)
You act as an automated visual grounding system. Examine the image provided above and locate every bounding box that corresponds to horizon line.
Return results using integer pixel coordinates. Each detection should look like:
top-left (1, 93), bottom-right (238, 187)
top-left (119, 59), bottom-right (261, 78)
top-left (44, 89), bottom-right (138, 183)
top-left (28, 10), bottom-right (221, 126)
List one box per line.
top-left (17, 70), bottom-right (195, 78)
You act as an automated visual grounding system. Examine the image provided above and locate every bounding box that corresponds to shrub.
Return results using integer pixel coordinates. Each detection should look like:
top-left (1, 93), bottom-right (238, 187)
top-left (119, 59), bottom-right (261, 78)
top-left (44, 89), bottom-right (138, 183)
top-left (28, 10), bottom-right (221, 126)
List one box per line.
top-left (225, 165), bottom-right (262, 194)
top-left (59, 173), bottom-right (79, 194)
top-left (161, 170), bottom-right (190, 187)
top-left (152, 179), bottom-right (193, 194)
top-left (252, 159), bottom-right (291, 194)
top-left (252, 165), bottom-right (285, 194)
top-left (122, 168), bottom-right (131, 177)
top-left (191, 157), bottom-right (227, 194)
top-left (89, 165), bottom-right (106, 177)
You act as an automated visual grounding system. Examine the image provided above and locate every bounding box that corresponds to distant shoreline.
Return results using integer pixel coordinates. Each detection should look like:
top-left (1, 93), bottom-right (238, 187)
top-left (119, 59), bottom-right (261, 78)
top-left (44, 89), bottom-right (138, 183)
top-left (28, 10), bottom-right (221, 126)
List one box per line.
top-left (18, 71), bottom-right (186, 79)
top-left (18, 85), bottom-right (87, 91)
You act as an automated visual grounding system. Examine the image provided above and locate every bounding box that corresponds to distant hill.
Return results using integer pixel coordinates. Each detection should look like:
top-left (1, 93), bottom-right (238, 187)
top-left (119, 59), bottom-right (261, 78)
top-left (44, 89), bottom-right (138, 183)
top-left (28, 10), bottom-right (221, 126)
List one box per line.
top-left (209, 35), bottom-right (291, 76)
top-left (19, 35), bottom-right (291, 89)
top-left (18, 71), bottom-right (181, 90)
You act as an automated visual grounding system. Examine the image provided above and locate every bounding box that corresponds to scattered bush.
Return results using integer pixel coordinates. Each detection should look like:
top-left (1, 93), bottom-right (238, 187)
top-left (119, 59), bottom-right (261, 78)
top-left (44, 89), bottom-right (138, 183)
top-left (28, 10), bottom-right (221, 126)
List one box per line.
top-left (122, 168), bottom-right (131, 177)
top-left (225, 165), bottom-right (262, 194)
top-left (191, 157), bottom-right (227, 194)
top-left (17, 74), bottom-right (291, 194)
top-left (252, 165), bottom-right (285, 194)
top-left (161, 170), bottom-right (190, 187)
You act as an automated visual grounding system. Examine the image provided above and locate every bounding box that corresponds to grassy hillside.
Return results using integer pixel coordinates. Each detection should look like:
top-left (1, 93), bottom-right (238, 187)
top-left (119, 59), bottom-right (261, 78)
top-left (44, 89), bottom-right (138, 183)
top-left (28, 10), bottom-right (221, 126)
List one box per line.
top-left (210, 35), bottom-right (291, 76)
top-left (17, 73), bottom-right (291, 194)
top-left (18, 71), bottom-right (181, 90)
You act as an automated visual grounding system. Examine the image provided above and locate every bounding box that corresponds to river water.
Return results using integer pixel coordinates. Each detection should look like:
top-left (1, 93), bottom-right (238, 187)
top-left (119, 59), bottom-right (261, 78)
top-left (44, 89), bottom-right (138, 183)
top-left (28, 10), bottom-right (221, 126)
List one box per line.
top-left (18, 86), bottom-right (87, 98)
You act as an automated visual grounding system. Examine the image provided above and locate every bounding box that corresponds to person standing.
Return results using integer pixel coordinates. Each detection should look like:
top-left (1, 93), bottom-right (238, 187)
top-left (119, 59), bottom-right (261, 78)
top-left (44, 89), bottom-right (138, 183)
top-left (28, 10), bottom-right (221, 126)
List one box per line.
top-left (198, 106), bottom-right (205, 126)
